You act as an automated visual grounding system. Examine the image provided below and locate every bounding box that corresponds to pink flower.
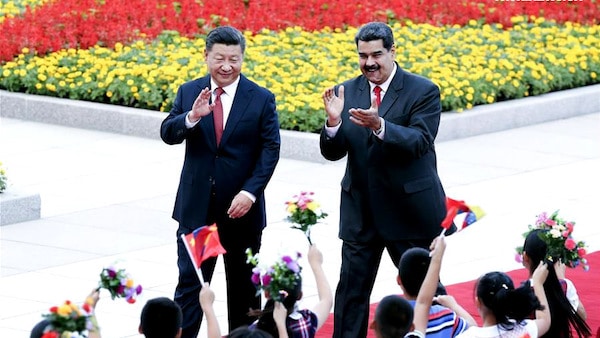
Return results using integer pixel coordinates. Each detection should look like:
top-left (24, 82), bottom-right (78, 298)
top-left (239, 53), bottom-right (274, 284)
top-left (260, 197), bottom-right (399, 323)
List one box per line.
top-left (577, 247), bottom-right (587, 257)
top-left (262, 274), bottom-right (272, 287)
top-left (251, 268), bottom-right (261, 285)
top-left (564, 238), bottom-right (576, 250)
top-left (515, 253), bottom-right (523, 263)
top-left (535, 212), bottom-right (548, 226)
top-left (565, 222), bottom-right (574, 234)
top-left (545, 218), bottom-right (556, 227)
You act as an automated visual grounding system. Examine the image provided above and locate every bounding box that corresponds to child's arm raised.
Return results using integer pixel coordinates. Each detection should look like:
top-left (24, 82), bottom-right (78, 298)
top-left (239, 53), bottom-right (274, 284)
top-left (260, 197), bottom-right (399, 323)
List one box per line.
top-left (199, 283), bottom-right (222, 338)
top-left (411, 236), bottom-right (446, 337)
top-left (308, 244), bottom-right (334, 330)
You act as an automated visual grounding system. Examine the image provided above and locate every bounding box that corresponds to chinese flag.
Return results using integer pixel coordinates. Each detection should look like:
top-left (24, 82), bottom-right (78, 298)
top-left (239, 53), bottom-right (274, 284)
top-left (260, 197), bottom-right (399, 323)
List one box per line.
top-left (183, 224), bottom-right (227, 269)
top-left (441, 197), bottom-right (485, 231)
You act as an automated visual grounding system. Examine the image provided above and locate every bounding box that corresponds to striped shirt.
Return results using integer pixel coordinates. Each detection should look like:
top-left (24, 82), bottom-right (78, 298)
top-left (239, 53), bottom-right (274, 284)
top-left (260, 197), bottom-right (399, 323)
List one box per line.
top-left (409, 300), bottom-right (469, 337)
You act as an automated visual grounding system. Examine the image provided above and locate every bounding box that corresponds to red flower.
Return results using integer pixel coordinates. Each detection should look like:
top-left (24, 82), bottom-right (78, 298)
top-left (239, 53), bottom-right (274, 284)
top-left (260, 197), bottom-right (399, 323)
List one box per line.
top-left (564, 238), bottom-right (576, 250)
top-left (49, 306), bottom-right (58, 313)
top-left (577, 247), bottom-right (587, 257)
top-left (41, 332), bottom-right (59, 338)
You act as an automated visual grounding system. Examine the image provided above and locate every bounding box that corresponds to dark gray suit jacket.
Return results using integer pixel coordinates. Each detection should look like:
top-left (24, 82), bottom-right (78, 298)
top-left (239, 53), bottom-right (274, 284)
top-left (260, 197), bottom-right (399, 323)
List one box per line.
top-left (320, 66), bottom-right (447, 242)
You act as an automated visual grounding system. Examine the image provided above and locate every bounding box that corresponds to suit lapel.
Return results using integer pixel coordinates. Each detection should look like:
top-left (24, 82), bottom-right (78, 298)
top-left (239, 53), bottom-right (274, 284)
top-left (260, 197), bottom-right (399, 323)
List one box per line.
top-left (379, 66), bottom-right (405, 119)
top-left (220, 75), bottom-right (252, 146)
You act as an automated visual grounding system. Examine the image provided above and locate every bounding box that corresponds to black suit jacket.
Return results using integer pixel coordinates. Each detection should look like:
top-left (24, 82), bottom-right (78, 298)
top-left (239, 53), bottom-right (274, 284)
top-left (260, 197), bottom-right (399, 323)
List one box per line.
top-left (161, 74), bottom-right (280, 234)
top-left (320, 66), bottom-right (447, 241)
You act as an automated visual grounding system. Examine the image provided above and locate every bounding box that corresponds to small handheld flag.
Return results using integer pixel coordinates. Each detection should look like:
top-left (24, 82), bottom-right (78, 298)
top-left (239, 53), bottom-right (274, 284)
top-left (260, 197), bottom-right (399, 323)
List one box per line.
top-left (441, 197), bottom-right (485, 233)
top-left (181, 223), bottom-right (227, 284)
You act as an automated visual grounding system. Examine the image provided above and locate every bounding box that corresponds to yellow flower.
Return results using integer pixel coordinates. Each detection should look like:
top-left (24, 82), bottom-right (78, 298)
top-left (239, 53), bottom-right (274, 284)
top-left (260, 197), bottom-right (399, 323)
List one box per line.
top-left (286, 204), bottom-right (297, 213)
top-left (57, 304), bottom-right (72, 316)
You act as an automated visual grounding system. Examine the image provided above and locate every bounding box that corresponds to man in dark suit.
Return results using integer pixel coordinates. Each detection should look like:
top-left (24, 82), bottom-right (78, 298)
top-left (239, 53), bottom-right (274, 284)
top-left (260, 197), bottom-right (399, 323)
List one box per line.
top-left (320, 22), bottom-right (451, 338)
top-left (160, 26), bottom-right (280, 338)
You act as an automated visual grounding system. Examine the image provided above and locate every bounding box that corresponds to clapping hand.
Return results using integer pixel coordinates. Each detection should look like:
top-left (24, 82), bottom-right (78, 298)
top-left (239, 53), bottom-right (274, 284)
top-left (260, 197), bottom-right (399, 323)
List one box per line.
top-left (348, 95), bottom-right (381, 131)
top-left (323, 86), bottom-right (345, 126)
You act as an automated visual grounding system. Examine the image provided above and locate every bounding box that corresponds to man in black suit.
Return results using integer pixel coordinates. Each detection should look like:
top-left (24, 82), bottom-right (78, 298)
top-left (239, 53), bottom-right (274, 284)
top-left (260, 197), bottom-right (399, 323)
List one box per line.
top-left (320, 22), bottom-right (451, 338)
top-left (161, 26), bottom-right (280, 338)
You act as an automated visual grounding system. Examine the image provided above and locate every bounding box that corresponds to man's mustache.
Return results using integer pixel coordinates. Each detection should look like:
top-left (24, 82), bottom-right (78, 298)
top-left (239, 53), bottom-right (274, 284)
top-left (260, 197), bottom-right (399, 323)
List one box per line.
top-left (364, 65), bottom-right (379, 71)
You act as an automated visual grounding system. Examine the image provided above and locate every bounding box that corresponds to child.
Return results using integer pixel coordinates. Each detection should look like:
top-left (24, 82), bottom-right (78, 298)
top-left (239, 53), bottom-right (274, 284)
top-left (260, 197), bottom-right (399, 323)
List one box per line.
top-left (521, 229), bottom-right (591, 337)
top-left (200, 244), bottom-right (332, 338)
top-left (398, 246), bottom-right (476, 336)
top-left (139, 297), bottom-right (183, 338)
top-left (456, 264), bottom-right (551, 338)
top-left (249, 244), bottom-right (333, 337)
top-left (371, 235), bottom-right (447, 338)
top-left (30, 289), bottom-right (101, 338)
top-left (199, 284), bottom-right (277, 337)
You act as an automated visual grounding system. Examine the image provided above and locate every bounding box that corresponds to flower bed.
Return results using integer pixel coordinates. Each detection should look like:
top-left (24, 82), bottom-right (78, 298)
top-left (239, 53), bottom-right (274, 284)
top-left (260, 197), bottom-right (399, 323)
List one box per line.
top-left (1, 0), bottom-right (598, 61)
top-left (1, 0), bottom-right (599, 132)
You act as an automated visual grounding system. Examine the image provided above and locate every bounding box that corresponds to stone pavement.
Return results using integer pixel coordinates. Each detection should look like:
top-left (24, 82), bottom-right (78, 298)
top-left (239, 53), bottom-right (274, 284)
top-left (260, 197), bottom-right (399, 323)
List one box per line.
top-left (1, 110), bottom-right (599, 337)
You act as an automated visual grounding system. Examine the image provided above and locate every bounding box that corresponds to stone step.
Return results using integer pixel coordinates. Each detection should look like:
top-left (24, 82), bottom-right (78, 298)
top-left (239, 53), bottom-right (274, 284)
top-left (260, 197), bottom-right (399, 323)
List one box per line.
top-left (0, 188), bottom-right (41, 226)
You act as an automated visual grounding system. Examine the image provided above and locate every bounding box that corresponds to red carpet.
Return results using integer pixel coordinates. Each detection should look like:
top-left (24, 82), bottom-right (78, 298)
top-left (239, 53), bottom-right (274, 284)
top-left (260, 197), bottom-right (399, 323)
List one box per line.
top-left (317, 251), bottom-right (600, 338)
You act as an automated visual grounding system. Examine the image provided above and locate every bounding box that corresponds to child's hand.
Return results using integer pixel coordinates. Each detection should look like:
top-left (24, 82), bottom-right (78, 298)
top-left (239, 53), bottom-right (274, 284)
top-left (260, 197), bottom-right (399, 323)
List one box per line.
top-left (199, 282), bottom-right (215, 308)
top-left (532, 261), bottom-right (549, 287)
top-left (554, 260), bottom-right (566, 280)
top-left (429, 235), bottom-right (446, 261)
top-left (433, 295), bottom-right (458, 308)
top-left (85, 289), bottom-right (100, 310)
top-left (308, 244), bottom-right (323, 266)
top-left (273, 301), bottom-right (288, 325)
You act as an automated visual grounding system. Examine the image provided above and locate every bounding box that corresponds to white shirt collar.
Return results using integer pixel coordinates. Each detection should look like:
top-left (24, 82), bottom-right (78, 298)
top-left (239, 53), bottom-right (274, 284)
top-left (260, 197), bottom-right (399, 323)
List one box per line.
top-left (210, 76), bottom-right (240, 98)
top-left (369, 63), bottom-right (397, 95)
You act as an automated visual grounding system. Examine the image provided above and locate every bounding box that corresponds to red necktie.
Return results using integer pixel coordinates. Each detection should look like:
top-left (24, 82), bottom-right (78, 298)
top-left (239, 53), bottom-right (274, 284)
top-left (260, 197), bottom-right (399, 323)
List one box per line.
top-left (213, 87), bottom-right (224, 146)
top-left (374, 86), bottom-right (382, 107)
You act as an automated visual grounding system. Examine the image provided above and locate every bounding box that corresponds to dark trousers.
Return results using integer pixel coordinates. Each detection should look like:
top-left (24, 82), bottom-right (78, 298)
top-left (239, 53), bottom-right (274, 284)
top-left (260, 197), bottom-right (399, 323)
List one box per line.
top-left (333, 238), bottom-right (434, 338)
top-left (174, 226), bottom-right (262, 338)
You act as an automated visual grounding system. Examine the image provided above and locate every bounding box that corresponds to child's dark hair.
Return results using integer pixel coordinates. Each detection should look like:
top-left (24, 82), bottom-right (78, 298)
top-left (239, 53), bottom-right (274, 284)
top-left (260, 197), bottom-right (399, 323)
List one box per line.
top-left (523, 229), bottom-right (591, 337)
top-left (30, 319), bottom-right (50, 338)
top-left (476, 271), bottom-right (543, 331)
top-left (139, 297), bottom-right (183, 338)
top-left (228, 326), bottom-right (273, 337)
top-left (398, 247), bottom-right (431, 297)
top-left (373, 295), bottom-right (414, 338)
top-left (251, 276), bottom-right (302, 337)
